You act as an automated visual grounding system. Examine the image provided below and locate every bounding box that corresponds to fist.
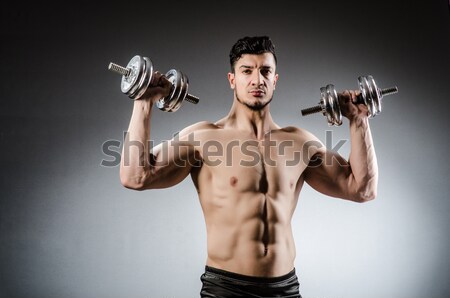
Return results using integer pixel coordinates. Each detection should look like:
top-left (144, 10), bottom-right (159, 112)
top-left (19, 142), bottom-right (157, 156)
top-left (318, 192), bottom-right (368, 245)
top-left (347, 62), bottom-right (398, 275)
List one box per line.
top-left (140, 71), bottom-right (172, 103)
top-left (338, 90), bottom-right (369, 121)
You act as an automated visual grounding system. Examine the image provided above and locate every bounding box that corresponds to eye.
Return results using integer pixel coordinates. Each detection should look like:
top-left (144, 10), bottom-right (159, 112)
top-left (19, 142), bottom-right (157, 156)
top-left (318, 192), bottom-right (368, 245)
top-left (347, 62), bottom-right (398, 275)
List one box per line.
top-left (261, 69), bottom-right (271, 76)
top-left (243, 69), bottom-right (251, 74)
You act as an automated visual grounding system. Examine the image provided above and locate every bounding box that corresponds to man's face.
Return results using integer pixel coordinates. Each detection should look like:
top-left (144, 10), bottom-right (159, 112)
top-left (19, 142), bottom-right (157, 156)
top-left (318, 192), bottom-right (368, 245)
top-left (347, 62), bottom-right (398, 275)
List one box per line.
top-left (228, 53), bottom-right (278, 111)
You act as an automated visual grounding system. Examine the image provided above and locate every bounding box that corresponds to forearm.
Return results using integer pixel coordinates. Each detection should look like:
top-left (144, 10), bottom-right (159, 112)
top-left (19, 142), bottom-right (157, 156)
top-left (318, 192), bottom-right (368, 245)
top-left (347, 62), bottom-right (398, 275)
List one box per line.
top-left (120, 100), bottom-right (153, 188)
top-left (348, 117), bottom-right (378, 201)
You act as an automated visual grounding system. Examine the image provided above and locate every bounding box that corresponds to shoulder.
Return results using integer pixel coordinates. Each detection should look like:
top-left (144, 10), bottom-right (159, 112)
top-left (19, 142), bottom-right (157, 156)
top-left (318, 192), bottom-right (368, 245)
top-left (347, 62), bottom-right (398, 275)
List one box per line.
top-left (277, 126), bottom-right (326, 154)
top-left (180, 121), bottom-right (218, 132)
top-left (278, 126), bottom-right (322, 142)
top-left (177, 121), bottom-right (221, 139)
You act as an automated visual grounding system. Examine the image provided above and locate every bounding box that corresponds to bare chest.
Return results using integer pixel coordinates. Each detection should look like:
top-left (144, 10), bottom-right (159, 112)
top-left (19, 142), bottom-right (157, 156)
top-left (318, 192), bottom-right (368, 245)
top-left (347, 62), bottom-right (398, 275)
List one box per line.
top-left (197, 135), bottom-right (307, 195)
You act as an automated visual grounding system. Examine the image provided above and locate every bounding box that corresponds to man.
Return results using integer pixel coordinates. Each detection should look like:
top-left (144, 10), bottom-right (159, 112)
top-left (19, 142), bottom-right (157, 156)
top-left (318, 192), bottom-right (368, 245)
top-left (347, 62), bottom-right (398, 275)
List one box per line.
top-left (120, 36), bottom-right (378, 298)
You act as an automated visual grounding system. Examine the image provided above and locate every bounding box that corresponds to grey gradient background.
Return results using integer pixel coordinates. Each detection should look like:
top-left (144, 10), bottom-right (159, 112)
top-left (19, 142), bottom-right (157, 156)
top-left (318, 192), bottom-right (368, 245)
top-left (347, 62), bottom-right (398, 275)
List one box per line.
top-left (1, 1), bottom-right (449, 298)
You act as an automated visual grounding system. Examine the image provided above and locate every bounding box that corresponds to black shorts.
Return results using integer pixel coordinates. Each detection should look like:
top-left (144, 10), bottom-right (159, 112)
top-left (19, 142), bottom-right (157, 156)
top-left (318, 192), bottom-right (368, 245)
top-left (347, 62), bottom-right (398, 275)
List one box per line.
top-left (200, 265), bottom-right (302, 298)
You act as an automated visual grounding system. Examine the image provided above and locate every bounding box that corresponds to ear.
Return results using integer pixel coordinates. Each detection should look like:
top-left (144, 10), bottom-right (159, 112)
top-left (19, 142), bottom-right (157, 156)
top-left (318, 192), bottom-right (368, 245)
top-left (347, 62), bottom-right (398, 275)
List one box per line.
top-left (273, 73), bottom-right (279, 90)
top-left (228, 72), bottom-right (235, 89)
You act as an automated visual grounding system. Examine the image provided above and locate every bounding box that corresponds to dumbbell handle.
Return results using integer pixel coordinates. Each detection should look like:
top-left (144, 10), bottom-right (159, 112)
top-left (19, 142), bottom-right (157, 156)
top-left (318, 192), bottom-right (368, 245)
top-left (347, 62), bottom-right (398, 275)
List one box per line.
top-left (108, 62), bottom-right (199, 104)
top-left (108, 62), bottom-right (131, 76)
top-left (184, 94), bottom-right (200, 104)
top-left (354, 86), bottom-right (398, 105)
top-left (301, 86), bottom-right (398, 116)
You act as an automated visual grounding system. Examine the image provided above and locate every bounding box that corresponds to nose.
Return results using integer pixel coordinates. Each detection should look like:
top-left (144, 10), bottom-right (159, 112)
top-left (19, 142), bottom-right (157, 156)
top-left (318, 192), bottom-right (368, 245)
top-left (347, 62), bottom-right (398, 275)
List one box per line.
top-left (251, 71), bottom-right (264, 87)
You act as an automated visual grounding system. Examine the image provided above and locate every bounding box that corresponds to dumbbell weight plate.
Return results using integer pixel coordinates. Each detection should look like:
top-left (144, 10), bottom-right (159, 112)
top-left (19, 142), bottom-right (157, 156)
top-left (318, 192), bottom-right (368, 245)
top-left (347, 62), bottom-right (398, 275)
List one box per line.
top-left (121, 55), bottom-right (144, 96)
top-left (156, 69), bottom-right (183, 111)
top-left (367, 75), bottom-right (382, 116)
top-left (166, 69), bottom-right (184, 112)
top-left (358, 77), bottom-right (368, 114)
top-left (169, 71), bottom-right (189, 112)
top-left (328, 85), bottom-right (342, 126)
top-left (358, 75), bottom-right (381, 118)
top-left (358, 76), bottom-right (373, 117)
top-left (166, 70), bottom-right (184, 112)
top-left (155, 70), bottom-right (175, 111)
top-left (128, 56), bottom-right (145, 98)
top-left (130, 57), bottom-right (154, 100)
top-left (178, 73), bottom-right (189, 109)
top-left (320, 84), bottom-right (342, 126)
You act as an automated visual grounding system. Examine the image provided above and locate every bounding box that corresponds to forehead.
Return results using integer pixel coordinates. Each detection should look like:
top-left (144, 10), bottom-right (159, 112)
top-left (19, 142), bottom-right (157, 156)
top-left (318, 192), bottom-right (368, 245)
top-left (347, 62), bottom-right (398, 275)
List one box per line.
top-left (235, 53), bottom-right (276, 68)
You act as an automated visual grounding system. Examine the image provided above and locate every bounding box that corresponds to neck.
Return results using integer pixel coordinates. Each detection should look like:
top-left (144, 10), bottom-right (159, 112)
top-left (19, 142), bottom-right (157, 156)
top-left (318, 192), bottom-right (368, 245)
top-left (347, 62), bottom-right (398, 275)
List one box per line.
top-left (226, 97), bottom-right (275, 140)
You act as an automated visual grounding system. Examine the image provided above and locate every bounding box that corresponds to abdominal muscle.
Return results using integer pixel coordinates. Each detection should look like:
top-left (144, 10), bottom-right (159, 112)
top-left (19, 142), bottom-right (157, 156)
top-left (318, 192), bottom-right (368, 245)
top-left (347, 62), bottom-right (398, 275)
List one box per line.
top-left (200, 191), bottom-right (298, 277)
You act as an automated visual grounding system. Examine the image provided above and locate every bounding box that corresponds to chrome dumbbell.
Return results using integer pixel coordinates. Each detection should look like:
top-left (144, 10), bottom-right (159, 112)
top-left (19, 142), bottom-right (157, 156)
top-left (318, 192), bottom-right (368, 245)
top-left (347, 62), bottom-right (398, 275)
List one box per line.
top-left (301, 75), bottom-right (398, 126)
top-left (108, 55), bottom-right (199, 112)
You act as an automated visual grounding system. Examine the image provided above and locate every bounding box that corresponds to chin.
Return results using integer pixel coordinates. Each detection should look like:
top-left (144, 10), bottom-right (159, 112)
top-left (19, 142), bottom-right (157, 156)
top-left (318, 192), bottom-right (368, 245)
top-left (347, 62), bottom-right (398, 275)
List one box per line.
top-left (236, 92), bottom-right (273, 110)
top-left (245, 98), bottom-right (271, 111)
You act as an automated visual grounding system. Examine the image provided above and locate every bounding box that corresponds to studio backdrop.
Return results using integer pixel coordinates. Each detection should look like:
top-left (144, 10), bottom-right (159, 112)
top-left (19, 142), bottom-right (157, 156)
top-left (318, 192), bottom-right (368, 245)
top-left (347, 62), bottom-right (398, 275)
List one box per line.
top-left (1, 1), bottom-right (449, 298)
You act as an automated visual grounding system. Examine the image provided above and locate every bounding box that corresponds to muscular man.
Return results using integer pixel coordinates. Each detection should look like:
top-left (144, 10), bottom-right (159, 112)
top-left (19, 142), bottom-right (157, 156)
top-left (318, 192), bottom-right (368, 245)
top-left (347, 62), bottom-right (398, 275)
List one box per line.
top-left (120, 36), bottom-right (378, 297)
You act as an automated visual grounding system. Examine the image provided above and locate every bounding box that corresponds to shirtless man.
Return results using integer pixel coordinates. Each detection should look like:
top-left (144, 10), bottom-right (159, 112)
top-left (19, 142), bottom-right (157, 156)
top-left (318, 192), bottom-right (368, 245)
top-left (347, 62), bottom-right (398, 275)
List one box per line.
top-left (120, 36), bottom-right (378, 297)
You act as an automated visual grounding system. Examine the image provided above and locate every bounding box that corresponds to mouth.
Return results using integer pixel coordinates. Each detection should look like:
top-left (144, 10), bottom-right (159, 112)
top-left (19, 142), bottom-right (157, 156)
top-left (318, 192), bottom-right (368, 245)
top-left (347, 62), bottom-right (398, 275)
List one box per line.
top-left (249, 89), bottom-right (265, 97)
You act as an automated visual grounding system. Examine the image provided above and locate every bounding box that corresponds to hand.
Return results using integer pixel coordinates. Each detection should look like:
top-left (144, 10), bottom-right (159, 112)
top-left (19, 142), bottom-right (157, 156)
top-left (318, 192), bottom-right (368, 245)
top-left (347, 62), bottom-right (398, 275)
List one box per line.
top-left (140, 71), bottom-right (172, 104)
top-left (338, 90), bottom-right (369, 122)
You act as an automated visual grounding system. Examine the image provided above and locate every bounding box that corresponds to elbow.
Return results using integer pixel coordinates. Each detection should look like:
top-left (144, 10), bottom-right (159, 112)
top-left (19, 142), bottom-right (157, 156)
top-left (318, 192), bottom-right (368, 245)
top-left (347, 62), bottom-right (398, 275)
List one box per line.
top-left (121, 179), bottom-right (145, 191)
top-left (352, 188), bottom-right (377, 203)
top-left (350, 176), bottom-right (378, 203)
top-left (120, 177), bottom-right (143, 190)
top-left (354, 192), bottom-right (376, 203)
top-left (120, 173), bottom-right (150, 191)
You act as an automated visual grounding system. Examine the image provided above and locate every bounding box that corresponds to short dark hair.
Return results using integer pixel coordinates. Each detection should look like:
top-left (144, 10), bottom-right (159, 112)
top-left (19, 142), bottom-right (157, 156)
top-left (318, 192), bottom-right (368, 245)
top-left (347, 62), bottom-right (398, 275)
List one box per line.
top-left (229, 36), bottom-right (277, 72)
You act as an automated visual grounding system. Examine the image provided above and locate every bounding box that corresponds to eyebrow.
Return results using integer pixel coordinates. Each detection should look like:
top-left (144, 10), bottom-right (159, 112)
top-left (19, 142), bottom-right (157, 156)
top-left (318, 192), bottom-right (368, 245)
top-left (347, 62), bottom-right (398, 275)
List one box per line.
top-left (239, 65), bottom-right (273, 70)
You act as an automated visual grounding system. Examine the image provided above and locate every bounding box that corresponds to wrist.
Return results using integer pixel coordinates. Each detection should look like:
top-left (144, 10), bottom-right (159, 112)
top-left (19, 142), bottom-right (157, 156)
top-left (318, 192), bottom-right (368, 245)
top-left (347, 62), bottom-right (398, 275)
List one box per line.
top-left (349, 115), bottom-right (369, 128)
top-left (133, 99), bottom-right (154, 115)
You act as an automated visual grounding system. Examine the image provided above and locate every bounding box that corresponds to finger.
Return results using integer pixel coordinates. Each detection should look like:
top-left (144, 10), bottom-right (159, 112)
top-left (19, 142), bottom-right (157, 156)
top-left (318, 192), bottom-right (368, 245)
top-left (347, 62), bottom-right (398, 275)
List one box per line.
top-left (153, 71), bottom-right (161, 79)
top-left (339, 90), bottom-right (352, 104)
top-left (151, 71), bottom-right (162, 86)
top-left (158, 74), bottom-right (171, 89)
top-left (352, 89), bottom-right (364, 104)
top-left (348, 90), bottom-right (357, 103)
top-left (154, 72), bottom-right (170, 88)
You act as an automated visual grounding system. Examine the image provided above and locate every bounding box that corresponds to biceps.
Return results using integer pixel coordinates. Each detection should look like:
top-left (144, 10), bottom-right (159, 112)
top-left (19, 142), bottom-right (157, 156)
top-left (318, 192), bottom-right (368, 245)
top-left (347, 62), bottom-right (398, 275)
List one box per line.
top-left (304, 152), bottom-right (353, 198)
top-left (144, 143), bottom-right (199, 189)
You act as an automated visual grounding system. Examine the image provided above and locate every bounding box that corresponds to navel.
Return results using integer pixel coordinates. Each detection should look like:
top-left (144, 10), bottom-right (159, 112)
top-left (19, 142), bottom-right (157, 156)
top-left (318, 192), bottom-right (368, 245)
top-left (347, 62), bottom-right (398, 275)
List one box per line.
top-left (230, 176), bottom-right (238, 187)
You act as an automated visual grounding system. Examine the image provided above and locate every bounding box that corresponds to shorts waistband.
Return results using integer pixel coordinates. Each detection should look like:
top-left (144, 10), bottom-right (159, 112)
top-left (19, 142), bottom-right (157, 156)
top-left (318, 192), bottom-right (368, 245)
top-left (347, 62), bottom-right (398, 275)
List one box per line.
top-left (204, 265), bottom-right (296, 284)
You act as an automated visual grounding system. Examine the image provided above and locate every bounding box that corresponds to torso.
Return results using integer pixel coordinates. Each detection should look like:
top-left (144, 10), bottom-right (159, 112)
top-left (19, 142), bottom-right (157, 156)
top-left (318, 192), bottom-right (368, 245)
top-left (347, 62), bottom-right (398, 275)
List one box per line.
top-left (188, 121), bottom-right (318, 277)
